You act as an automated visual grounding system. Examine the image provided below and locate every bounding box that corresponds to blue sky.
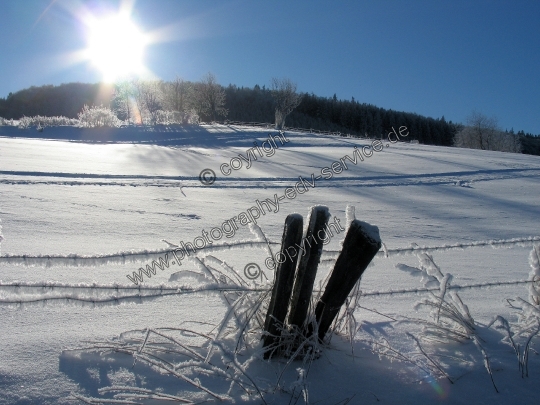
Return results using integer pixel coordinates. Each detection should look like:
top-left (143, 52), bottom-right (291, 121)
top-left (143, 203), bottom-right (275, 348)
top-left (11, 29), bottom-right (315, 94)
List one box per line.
top-left (1, 0), bottom-right (539, 134)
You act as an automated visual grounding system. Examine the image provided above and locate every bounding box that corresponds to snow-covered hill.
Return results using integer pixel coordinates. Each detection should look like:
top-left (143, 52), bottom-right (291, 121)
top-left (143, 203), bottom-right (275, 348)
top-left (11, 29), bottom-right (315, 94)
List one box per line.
top-left (1, 124), bottom-right (539, 404)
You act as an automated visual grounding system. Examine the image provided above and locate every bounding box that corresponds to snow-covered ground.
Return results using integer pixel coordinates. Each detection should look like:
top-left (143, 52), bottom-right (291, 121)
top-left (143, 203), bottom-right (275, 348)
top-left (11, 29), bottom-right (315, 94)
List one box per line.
top-left (0, 124), bottom-right (539, 404)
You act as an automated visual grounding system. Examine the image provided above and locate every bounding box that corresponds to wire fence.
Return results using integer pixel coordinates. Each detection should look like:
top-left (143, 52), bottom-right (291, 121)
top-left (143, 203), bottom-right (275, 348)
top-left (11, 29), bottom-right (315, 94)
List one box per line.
top-left (1, 236), bottom-right (538, 267)
top-left (218, 120), bottom-right (359, 138)
top-left (1, 236), bottom-right (538, 305)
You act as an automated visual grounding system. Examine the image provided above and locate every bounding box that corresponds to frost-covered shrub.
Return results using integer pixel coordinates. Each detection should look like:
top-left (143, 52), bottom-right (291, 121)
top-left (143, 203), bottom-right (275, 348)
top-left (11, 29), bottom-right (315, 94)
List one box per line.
top-left (39, 115), bottom-right (79, 127)
top-left (37, 115), bottom-right (77, 127)
top-left (18, 116), bottom-right (32, 129)
top-left (78, 105), bottom-right (122, 128)
top-left (152, 109), bottom-right (200, 125)
top-left (0, 116), bottom-right (16, 126)
top-left (185, 109), bottom-right (199, 124)
top-left (153, 110), bottom-right (175, 125)
top-left (454, 112), bottom-right (522, 153)
top-left (16, 115), bottom-right (79, 129)
top-left (455, 127), bottom-right (522, 153)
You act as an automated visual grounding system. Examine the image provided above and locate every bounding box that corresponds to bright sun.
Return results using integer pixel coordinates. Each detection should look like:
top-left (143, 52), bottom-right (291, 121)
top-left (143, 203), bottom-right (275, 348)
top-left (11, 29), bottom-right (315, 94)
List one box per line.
top-left (85, 14), bottom-right (147, 82)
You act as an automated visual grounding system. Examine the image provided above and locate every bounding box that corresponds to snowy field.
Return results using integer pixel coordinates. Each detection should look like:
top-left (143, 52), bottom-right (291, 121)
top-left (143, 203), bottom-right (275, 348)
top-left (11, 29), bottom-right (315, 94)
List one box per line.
top-left (1, 124), bottom-right (539, 404)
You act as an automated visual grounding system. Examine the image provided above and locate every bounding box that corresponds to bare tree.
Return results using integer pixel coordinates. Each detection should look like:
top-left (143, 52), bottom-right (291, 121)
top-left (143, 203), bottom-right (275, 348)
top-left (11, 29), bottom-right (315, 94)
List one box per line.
top-left (112, 81), bottom-right (135, 123)
top-left (163, 76), bottom-right (193, 123)
top-left (469, 111), bottom-right (498, 150)
top-left (192, 72), bottom-right (228, 122)
top-left (454, 111), bottom-right (521, 153)
top-left (271, 77), bottom-right (302, 130)
top-left (142, 81), bottom-right (164, 125)
top-left (131, 79), bottom-right (164, 125)
top-left (131, 78), bottom-right (147, 124)
top-left (491, 130), bottom-right (522, 153)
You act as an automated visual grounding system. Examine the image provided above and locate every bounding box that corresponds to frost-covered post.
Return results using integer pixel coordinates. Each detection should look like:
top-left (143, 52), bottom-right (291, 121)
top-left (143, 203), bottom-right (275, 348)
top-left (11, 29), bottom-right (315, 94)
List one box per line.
top-left (288, 206), bottom-right (330, 330)
top-left (262, 214), bottom-right (304, 358)
top-left (313, 219), bottom-right (381, 341)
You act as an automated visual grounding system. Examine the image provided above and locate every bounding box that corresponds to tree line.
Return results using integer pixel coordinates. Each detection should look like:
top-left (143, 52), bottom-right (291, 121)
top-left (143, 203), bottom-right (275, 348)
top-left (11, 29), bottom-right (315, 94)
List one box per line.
top-left (0, 76), bottom-right (538, 155)
top-left (225, 86), bottom-right (457, 146)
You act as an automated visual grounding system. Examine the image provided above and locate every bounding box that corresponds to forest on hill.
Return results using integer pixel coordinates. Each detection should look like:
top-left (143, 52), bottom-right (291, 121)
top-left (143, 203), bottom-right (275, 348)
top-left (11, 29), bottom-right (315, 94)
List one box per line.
top-left (0, 79), bottom-right (538, 155)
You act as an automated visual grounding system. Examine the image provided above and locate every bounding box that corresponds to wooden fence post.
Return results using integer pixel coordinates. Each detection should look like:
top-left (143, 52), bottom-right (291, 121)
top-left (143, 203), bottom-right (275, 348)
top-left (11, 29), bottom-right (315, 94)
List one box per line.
top-left (313, 219), bottom-right (381, 341)
top-left (288, 206), bottom-right (330, 330)
top-left (262, 214), bottom-right (304, 358)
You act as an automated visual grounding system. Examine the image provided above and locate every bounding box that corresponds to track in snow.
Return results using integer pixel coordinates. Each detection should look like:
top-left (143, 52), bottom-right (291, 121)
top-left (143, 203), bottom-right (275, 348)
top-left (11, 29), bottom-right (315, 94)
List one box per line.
top-left (1, 167), bottom-right (539, 188)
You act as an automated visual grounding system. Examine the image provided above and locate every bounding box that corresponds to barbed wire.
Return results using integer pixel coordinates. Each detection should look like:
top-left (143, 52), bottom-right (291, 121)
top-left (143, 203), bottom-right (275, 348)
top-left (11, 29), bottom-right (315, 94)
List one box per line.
top-left (0, 281), bottom-right (262, 290)
top-left (0, 278), bottom-right (537, 306)
top-left (0, 284), bottom-right (267, 306)
top-left (0, 241), bottom-right (279, 267)
top-left (360, 279), bottom-right (539, 297)
top-left (321, 236), bottom-right (540, 262)
top-left (1, 237), bottom-right (538, 268)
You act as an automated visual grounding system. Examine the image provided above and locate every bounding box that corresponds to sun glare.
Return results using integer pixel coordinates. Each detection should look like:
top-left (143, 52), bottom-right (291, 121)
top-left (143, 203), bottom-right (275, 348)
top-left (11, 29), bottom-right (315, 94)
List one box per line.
top-left (85, 14), bottom-right (147, 82)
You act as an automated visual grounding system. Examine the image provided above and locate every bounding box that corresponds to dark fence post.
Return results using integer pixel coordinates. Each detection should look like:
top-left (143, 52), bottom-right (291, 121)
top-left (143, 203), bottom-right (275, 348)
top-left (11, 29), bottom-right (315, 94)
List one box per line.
top-left (262, 214), bottom-right (304, 358)
top-left (313, 219), bottom-right (381, 341)
top-left (288, 206), bottom-right (330, 330)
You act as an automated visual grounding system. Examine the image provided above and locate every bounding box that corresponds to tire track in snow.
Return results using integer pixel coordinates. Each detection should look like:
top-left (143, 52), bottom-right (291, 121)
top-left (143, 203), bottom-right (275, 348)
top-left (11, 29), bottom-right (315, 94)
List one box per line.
top-left (1, 168), bottom-right (539, 188)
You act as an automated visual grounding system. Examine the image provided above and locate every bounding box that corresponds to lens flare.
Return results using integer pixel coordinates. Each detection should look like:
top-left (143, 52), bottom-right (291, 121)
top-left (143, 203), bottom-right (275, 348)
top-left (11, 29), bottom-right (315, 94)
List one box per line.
top-left (425, 374), bottom-right (448, 399)
top-left (84, 13), bottom-right (147, 82)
